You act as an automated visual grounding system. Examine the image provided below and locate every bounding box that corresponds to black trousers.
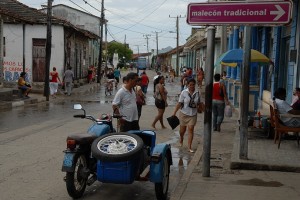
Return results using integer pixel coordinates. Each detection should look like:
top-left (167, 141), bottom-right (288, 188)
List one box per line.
top-left (120, 120), bottom-right (140, 132)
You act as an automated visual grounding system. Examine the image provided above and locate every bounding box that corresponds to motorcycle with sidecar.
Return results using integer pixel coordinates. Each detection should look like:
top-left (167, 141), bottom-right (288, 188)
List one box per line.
top-left (62, 104), bottom-right (172, 200)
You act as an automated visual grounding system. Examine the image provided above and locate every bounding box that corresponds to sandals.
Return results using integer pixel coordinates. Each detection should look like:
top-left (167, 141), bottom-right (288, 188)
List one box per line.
top-left (188, 149), bottom-right (195, 153)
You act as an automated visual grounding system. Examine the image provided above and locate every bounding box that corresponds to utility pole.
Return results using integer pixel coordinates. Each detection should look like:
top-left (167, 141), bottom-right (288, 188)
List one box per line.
top-left (152, 31), bottom-right (162, 69)
top-left (44, 0), bottom-right (53, 101)
top-left (0, 17), bottom-right (3, 84)
top-left (105, 19), bottom-right (108, 72)
top-left (169, 15), bottom-right (185, 76)
top-left (143, 34), bottom-right (151, 68)
top-left (97, 0), bottom-right (104, 83)
top-left (134, 45), bottom-right (140, 57)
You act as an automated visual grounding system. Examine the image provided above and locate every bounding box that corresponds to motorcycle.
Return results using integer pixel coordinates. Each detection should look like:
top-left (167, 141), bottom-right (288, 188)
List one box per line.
top-left (62, 104), bottom-right (173, 200)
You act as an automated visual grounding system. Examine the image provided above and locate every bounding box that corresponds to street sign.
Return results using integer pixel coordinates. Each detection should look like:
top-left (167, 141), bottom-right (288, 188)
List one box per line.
top-left (187, 1), bottom-right (292, 25)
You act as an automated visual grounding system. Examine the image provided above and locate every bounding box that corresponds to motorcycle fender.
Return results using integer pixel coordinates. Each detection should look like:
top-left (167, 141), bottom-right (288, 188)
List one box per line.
top-left (149, 144), bottom-right (172, 183)
top-left (62, 152), bottom-right (76, 172)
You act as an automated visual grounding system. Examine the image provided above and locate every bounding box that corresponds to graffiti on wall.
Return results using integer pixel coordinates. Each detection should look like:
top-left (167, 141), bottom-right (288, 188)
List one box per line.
top-left (3, 58), bottom-right (31, 82)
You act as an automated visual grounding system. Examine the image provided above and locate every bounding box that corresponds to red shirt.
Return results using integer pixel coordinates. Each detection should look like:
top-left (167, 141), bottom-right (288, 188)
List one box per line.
top-left (212, 82), bottom-right (224, 101)
top-left (140, 74), bottom-right (149, 86)
top-left (50, 71), bottom-right (59, 82)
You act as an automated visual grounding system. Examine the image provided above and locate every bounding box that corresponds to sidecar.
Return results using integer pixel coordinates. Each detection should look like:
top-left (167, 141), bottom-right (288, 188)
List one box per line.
top-left (62, 130), bottom-right (172, 199)
top-left (90, 130), bottom-right (172, 200)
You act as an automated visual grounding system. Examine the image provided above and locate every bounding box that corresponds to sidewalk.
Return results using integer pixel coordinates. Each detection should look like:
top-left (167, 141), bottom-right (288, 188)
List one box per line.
top-left (0, 82), bottom-right (101, 111)
top-left (170, 112), bottom-right (300, 200)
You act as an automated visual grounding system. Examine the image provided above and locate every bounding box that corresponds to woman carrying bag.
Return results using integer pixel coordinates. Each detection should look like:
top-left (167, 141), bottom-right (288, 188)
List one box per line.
top-left (152, 75), bottom-right (168, 129)
top-left (135, 78), bottom-right (145, 121)
top-left (172, 78), bottom-right (204, 153)
top-left (212, 73), bottom-right (229, 132)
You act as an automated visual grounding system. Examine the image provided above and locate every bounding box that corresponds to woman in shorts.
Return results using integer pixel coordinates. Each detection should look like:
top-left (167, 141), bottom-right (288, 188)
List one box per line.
top-left (172, 78), bottom-right (203, 153)
top-left (152, 75), bottom-right (168, 129)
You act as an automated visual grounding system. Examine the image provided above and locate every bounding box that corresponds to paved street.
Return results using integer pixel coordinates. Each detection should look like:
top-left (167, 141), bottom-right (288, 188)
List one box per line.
top-left (2, 69), bottom-right (300, 200)
top-left (0, 69), bottom-right (202, 199)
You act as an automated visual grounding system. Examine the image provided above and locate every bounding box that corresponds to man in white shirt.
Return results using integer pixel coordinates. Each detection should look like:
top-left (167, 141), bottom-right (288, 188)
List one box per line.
top-left (153, 71), bottom-right (161, 82)
top-left (112, 72), bottom-right (140, 131)
top-left (63, 66), bottom-right (74, 96)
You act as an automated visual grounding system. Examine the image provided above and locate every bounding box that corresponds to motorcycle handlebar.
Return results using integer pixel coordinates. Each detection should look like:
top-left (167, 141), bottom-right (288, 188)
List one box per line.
top-left (73, 113), bottom-right (125, 122)
top-left (73, 114), bottom-right (85, 118)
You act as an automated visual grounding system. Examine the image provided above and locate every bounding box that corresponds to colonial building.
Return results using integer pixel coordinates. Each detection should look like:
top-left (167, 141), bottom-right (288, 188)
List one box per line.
top-left (0, 0), bottom-right (99, 89)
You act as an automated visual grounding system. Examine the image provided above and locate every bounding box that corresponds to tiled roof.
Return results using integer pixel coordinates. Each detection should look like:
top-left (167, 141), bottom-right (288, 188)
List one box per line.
top-left (0, 0), bottom-right (50, 24)
top-left (0, 0), bottom-right (99, 39)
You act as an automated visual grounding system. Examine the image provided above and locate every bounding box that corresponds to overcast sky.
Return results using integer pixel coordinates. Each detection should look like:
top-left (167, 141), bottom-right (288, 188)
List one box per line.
top-left (18, 0), bottom-right (206, 53)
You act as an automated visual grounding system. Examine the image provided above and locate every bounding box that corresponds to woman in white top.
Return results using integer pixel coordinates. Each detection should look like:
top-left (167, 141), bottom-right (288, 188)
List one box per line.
top-left (274, 87), bottom-right (300, 127)
top-left (172, 78), bottom-right (204, 153)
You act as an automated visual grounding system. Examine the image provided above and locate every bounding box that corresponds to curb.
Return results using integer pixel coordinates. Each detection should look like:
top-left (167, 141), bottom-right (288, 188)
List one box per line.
top-left (169, 143), bottom-right (203, 200)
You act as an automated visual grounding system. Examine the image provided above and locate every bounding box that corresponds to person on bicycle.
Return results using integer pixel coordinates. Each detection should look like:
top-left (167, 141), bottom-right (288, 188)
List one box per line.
top-left (106, 70), bottom-right (115, 90)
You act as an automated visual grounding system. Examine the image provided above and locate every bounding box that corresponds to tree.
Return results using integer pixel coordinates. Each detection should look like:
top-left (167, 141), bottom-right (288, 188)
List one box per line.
top-left (107, 41), bottom-right (133, 66)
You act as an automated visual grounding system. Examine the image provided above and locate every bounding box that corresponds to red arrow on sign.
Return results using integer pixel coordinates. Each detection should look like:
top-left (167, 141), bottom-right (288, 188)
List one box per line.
top-left (187, 1), bottom-right (293, 25)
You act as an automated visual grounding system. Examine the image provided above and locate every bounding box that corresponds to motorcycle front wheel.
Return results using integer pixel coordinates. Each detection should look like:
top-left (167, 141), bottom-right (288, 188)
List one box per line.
top-left (66, 154), bottom-right (88, 199)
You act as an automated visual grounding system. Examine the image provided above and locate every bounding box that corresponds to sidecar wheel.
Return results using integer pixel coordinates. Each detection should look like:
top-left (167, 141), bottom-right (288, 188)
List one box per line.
top-left (66, 154), bottom-right (87, 199)
top-left (155, 156), bottom-right (170, 200)
top-left (91, 133), bottom-right (144, 162)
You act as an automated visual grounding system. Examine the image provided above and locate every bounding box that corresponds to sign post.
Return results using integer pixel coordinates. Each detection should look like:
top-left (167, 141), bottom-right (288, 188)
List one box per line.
top-left (187, 1), bottom-right (292, 25)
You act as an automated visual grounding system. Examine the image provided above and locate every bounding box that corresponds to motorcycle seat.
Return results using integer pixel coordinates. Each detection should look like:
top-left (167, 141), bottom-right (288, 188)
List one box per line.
top-left (67, 133), bottom-right (97, 144)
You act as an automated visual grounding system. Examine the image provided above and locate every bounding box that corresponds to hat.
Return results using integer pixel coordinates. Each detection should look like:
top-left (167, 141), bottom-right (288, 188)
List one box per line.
top-left (20, 72), bottom-right (26, 76)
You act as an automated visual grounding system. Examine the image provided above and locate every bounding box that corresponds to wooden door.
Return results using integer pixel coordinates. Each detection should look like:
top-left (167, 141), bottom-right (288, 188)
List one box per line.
top-left (32, 39), bottom-right (46, 82)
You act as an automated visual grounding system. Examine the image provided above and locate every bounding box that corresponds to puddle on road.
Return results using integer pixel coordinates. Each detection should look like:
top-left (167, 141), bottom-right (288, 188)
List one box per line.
top-left (165, 130), bottom-right (193, 175)
top-left (232, 178), bottom-right (283, 187)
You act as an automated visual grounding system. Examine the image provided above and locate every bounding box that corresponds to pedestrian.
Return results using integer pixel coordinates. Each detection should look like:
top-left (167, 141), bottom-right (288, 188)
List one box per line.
top-left (49, 67), bottom-right (61, 98)
top-left (197, 67), bottom-right (204, 88)
top-left (135, 78), bottom-right (146, 121)
top-left (18, 72), bottom-right (31, 98)
top-left (63, 66), bottom-right (74, 96)
top-left (140, 71), bottom-right (149, 94)
top-left (87, 66), bottom-right (93, 84)
top-left (112, 72), bottom-right (140, 132)
top-left (212, 73), bottom-right (229, 132)
top-left (114, 67), bottom-right (121, 88)
top-left (153, 71), bottom-right (161, 82)
top-left (274, 87), bottom-right (300, 127)
top-left (291, 88), bottom-right (300, 110)
top-left (172, 78), bottom-right (203, 153)
top-left (152, 75), bottom-right (168, 129)
top-left (169, 68), bottom-right (175, 82)
top-left (180, 73), bottom-right (188, 91)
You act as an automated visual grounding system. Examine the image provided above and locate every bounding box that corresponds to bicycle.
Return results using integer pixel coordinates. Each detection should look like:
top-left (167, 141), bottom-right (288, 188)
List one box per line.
top-left (105, 79), bottom-right (114, 96)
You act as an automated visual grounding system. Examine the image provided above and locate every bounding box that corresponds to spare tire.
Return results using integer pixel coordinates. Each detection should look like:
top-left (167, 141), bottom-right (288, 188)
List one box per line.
top-left (91, 132), bottom-right (144, 162)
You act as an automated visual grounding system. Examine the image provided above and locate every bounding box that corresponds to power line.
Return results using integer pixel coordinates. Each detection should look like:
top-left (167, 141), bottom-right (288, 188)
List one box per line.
top-left (68, 0), bottom-right (92, 14)
top-left (82, 0), bottom-right (102, 13)
top-left (113, 0), bottom-right (168, 35)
